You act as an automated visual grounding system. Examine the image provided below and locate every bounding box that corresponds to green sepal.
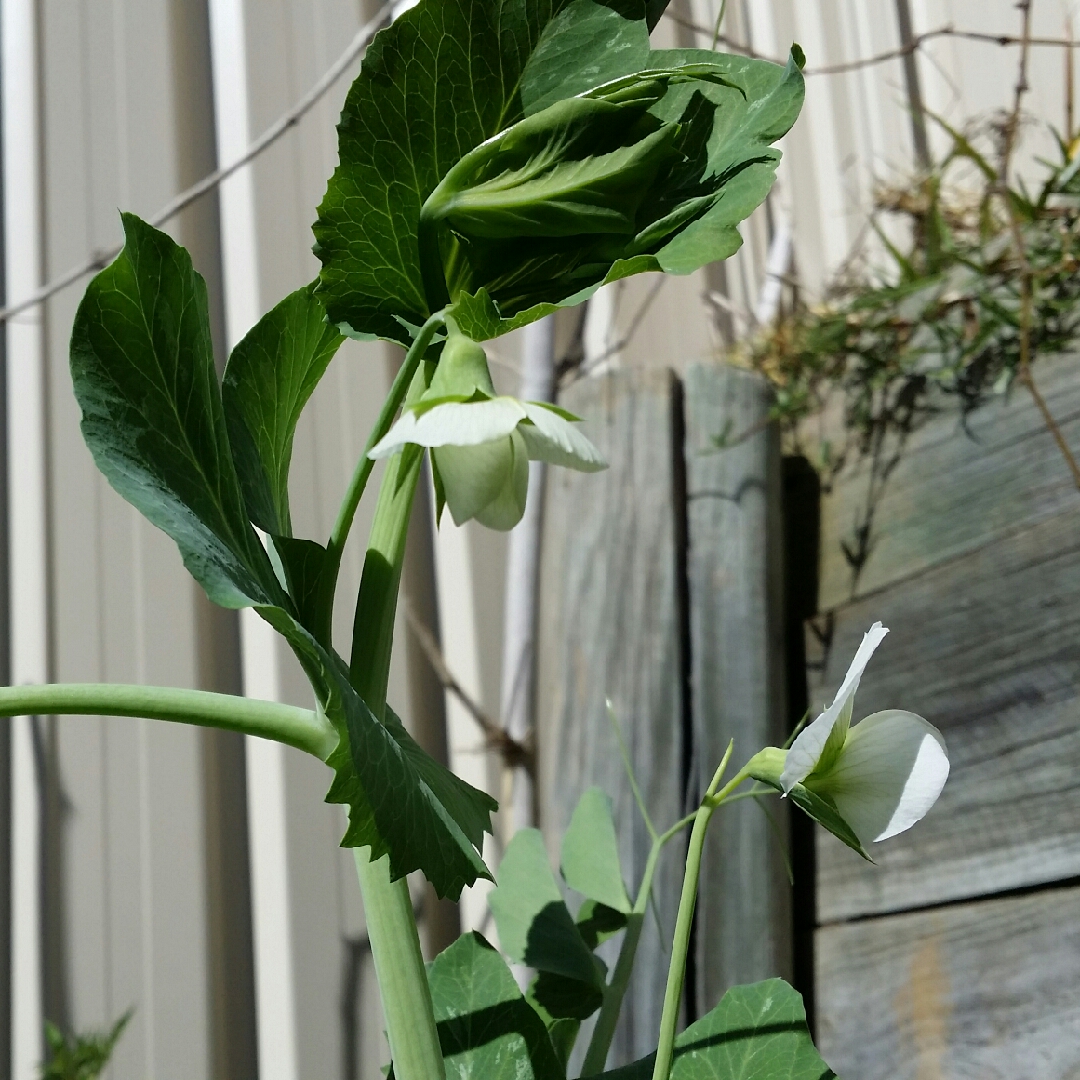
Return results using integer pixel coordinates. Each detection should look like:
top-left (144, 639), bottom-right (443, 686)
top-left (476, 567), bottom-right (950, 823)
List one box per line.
top-left (748, 748), bottom-right (871, 862)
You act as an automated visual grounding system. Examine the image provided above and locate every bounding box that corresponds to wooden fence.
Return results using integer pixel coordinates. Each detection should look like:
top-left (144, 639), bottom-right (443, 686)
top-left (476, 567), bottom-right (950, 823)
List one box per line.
top-left (535, 357), bottom-right (1080, 1075)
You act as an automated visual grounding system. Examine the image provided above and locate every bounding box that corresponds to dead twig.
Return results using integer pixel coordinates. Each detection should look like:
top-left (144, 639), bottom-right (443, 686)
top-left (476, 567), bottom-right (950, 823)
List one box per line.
top-left (997, 1), bottom-right (1080, 490)
top-left (662, 12), bottom-right (1080, 76)
top-left (403, 601), bottom-right (533, 771)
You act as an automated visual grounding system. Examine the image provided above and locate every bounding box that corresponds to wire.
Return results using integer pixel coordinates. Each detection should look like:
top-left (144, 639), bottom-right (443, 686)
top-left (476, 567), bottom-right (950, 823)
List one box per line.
top-left (0, 0), bottom-right (395, 326)
top-left (662, 12), bottom-right (1080, 75)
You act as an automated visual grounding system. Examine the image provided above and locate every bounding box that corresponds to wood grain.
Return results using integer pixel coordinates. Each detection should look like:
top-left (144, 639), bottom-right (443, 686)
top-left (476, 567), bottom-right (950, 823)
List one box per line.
top-left (818, 353), bottom-right (1080, 610)
top-left (683, 365), bottom-right (792, 1006)
top-left (816, 884), bottom-right (1080, 1080)
top-left (536, 369), bottom-right (687, 1067)
top-left (810, 505), bottom-right (1080, 921)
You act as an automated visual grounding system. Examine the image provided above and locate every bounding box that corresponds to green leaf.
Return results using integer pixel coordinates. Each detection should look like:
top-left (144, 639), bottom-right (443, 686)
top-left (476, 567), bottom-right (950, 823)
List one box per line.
top-left (270, 536), bottom-right (329, 636)
top-left (446, 47), bottom-right (803, 340)
top-left (561, 787), bottom-right (632, 914)
top-left (221, 284), bottom-right (343, 536)
top-left (644, 48), bottom-right (805, 277)
top-left (315, 0), bottom-right (596, 344)
top-left (315, 0), bottom-right (801, 344)
top-left (69, 213), bottom-right (283, 610)
top-left (575, 898), bottom-right (630, 950)
top-left (265, 607), bottom-right (496, 898)
top-left (598, 979), bottom-right (837, 1080)
top-left (519, 0), bottom-right (649, 116)
top-left (425, 932), bottom-right (565, 1080)
top-left (488, 828), bottom-right (604, 1018)
top-left (70, 216), bottom-right (494, 901)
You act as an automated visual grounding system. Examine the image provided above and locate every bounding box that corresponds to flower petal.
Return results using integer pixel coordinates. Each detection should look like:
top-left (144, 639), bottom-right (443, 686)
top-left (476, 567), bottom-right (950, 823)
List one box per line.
top-left (824, 709), bottom-right (949, 846)
top-left (519, 402), bottom-right (607, 472)
top-left (369, 398), bottom-right (527, 458)
top-left (780, 621), bottom-right (889, 791)
top-left (434, 437), bottom-right (515, 525)
top-left (474, 428), bottom-right (530, 531)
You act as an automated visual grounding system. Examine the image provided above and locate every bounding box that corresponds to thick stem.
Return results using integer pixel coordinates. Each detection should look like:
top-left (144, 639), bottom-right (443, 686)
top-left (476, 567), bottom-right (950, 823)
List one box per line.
top-left (316, 311), bottom-right (445, 646)
top-left (348, 355), bottom-right (446, 1080)
top-left (651, 753), bottom-right (749, 1080)
top-left (0, 682), bottom-right (335, 758)
top-left (355, 853), bottom-right (445, 1080)
top-left (581, 812), bottom-right (696, 1075)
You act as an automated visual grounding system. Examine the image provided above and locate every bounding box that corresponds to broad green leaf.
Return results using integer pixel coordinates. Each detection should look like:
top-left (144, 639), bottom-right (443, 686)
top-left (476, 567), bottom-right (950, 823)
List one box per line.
top-left (221, 284), bottom-right (343, 536)
top-left (599, 979), bottom-right (837, 1080)
top-left (314, 0), bottom-right (597, 344)
top-left (519, 0), bottom-right (649, 116)
top-left (561, 787), bottom-right (631, 914)
top-left (70, 213), bottom-right (283, 610)
top-left (271, 536), bottom-right (329, 636)
top-left (264, 605), bottom-right (496, 898)
top-left (425, 932), bottom-right (565, 1080)
top-left (447, 51), bottom-right (804, 340)
top-left (488, 828), bottom-right (604, 1017)
top-left (70, 215), bottom-right (495, 901)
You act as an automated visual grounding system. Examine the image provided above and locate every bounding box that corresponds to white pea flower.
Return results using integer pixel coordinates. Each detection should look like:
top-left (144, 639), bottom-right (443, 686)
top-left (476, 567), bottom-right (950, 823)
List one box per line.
top-left (778, 622), bottom-right (950, 849)
top-left (369, 321), bottom-right (606, 530)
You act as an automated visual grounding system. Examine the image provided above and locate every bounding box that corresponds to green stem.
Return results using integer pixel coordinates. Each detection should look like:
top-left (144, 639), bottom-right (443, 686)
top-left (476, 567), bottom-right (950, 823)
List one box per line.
top-left (346, 353), bottom-right (445, 1080)
top-left (581, 811), bottom-right (698, 1075)
top-left (651, 749), bottom-right (752, 1080)
top-left (316, 311), bottom-right (446, 647)
top-left (0, 683), bottom-right (335, 758)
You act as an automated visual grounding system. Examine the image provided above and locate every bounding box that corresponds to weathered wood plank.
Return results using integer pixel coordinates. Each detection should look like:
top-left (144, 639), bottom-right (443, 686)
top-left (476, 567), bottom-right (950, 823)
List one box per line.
top-left (816, 884), bottom-right (1080, 1079)
top-left (536, 369), bottom-right (686, 1068)
top-left (810, 507), bottom-right (1080, 921)
top-left (683, 365), bottom-right (792, 1006)
top-left (819, 353), bottom-right (1080, 610)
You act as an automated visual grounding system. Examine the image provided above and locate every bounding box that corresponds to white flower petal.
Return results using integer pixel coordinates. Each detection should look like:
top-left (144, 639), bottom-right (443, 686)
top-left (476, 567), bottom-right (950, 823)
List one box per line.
top-left (780, 622), bottom-right (889, 791)
top-left (434, 437), bottom-right (515, 525)
top-left (825, 709), bottom-right (950, 845)
top-left (474, 429), bottom-right (530, 531)
top-left (368, 408), bottom-right (425, 459)
top-left (369, 398), bottom-right (527, 459)
top-left (520, 402), bottom-right (607, 472)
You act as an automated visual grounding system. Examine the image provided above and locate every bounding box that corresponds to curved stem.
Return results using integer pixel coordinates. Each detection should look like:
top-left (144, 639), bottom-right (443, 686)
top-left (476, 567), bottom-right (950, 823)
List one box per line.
top-left (651, 750), bottom-right (752, 1080)
top-left (0, 683), bottom-right (336, 759)
top-left (581, 810), bottom-right (698, 1075)
top-left (316, 310), bottom-right (446, 646)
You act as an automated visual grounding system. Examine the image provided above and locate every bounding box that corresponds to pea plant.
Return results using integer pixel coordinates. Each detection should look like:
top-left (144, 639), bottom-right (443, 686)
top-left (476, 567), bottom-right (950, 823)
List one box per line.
top-left (2, 2), bottom-right (951, 1077)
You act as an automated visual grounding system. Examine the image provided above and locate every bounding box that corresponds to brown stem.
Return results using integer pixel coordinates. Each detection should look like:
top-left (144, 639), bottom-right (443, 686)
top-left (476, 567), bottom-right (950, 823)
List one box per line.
top-left (403, 600), bottom-right (533, 770)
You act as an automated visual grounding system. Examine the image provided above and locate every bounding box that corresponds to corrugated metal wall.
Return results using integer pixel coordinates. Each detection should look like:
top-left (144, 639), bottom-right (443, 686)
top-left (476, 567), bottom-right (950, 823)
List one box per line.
top-left (3, 1), bottom-right (1075, 1078)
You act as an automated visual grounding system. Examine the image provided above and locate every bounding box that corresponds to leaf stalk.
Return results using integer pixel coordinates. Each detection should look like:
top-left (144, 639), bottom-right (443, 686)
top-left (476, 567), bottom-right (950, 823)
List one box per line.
top-left (0, 682), bottom-right (336, 759)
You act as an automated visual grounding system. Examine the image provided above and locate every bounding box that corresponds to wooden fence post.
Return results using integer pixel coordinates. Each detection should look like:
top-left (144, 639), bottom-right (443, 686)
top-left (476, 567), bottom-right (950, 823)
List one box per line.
top-left (536, 368), bottom-right (688, 1067)
top-left (683, 364), bottom-right (791, 1011)
top-left (536, 364), bottom-right (791, 1068)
